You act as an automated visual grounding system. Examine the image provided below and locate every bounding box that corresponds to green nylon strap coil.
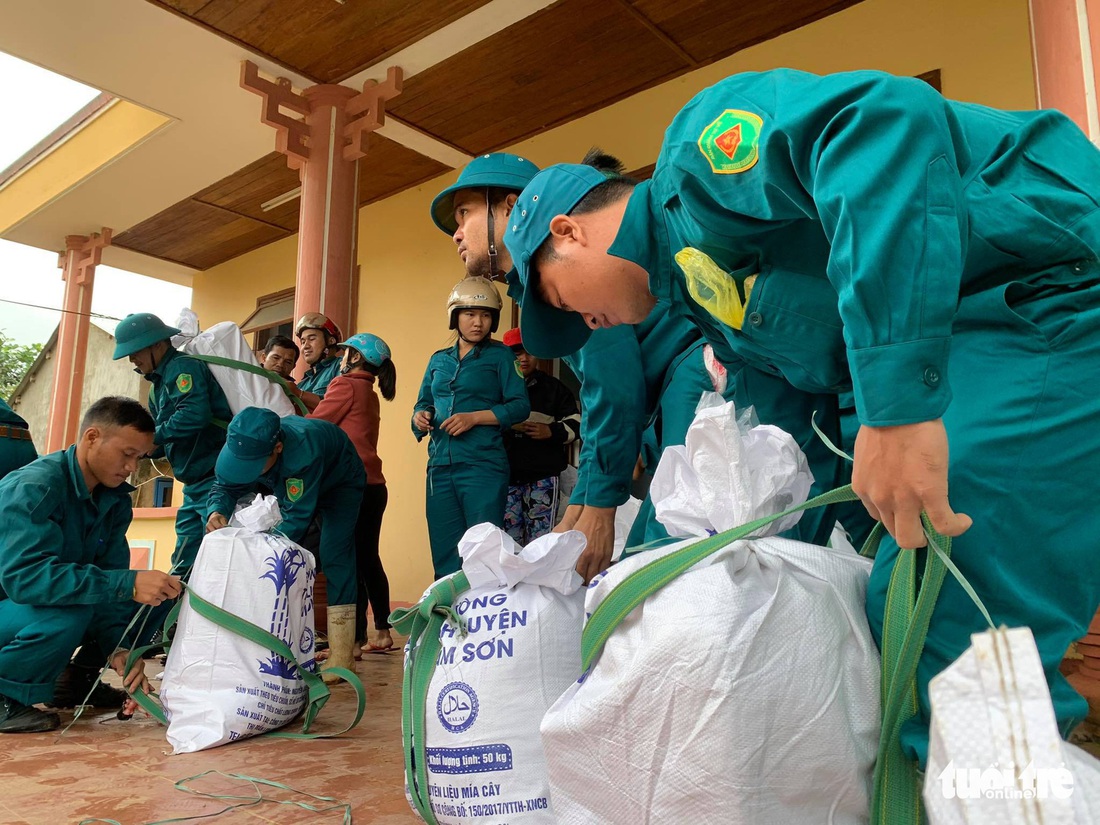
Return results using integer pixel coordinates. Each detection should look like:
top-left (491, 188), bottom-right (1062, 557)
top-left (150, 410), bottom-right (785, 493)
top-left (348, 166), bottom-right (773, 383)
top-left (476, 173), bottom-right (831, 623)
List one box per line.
top-left (126, 586), bottom-right (366, 740)
top-left (181, 352), bottom-right (310, 415)
top-left (389, 572), bottom-right (471, 825)
top-left (78, 769), bottom-right (353, 825)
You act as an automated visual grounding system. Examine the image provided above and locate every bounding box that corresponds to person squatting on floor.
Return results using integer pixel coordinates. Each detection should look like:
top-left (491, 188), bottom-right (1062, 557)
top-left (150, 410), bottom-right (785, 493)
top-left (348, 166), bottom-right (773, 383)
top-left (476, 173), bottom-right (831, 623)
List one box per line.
top-left (412, 277), bottom-right (530, 579)
top-left (309, 332), bottom-right (398, 654)
top-left (206, 407), bottom-right (365, 682)
top-left (500, 327), bottom-right (580, 545)
top-left (505, 67), bottom-right (1100, 764)
top-left (0, 397), bottom-right (181, 733)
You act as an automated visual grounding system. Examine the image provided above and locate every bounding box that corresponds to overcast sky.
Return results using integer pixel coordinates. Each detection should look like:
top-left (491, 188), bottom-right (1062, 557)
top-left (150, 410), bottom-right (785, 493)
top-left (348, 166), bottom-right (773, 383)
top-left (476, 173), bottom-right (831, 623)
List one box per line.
top-left (0, 51), bottom-right (192, 346)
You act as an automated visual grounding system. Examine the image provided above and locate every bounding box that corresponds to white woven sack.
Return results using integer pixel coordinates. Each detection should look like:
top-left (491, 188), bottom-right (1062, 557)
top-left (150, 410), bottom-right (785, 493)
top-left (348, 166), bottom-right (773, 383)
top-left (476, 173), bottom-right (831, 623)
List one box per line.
top-left (540, 400), bottom-right (879, 824)
top-left (160, 497), bottom-right (317, 753)
top-left (924, 626), bottom-right (1100, 824)
top-left (180, 320), bottom-right (296, 417)
top-left (408, 524), bottom-right (586, 824)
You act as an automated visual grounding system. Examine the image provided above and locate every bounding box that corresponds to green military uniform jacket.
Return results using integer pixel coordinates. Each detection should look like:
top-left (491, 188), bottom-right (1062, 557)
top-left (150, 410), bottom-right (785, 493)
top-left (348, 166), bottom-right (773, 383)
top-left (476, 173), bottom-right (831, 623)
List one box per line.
top-left (612, 68), bottom-right (1100, 426)
top-left (148, 347), bottom-right (233, 484)
top-left (298, 356), bottom-right (342, 397)
top-left (412, 340), bottom-right (530, 468)
top-left (0, 447), bottom-right (136, 642)
top-left (564, 308), bottom-right (701, 508)
top-left (207, 416), bottom-right (364, 544)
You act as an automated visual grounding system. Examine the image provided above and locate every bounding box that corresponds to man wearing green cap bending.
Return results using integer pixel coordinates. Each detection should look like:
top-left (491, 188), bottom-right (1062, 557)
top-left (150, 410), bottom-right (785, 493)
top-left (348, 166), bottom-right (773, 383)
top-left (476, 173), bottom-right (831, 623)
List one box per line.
top-left (504, 68), bottom-right (1100, 767)
top-left (431, 152), bottom-right (761, 582)
top-left (112, 313), bottom-right (233, 578)
top-left (206, 407), bottom-right (364, 680)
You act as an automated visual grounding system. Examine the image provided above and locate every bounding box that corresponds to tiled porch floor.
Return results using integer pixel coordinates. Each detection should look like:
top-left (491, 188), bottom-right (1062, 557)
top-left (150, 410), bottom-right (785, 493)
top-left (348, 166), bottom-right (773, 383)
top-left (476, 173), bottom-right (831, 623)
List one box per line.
top-left (0, 641), bottom-right (418, 825)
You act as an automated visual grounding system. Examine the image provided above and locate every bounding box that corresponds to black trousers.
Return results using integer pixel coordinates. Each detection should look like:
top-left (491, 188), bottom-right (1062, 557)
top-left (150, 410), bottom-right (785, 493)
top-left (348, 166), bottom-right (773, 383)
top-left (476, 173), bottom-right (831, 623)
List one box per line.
top-left (355, 483), bottom-right (391, 640)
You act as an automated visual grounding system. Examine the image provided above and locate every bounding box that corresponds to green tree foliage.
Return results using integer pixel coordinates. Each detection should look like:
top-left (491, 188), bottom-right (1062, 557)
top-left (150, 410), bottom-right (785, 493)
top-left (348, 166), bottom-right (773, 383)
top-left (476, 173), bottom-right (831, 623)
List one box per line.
top-left (0, 330), bottom-right (44, 400)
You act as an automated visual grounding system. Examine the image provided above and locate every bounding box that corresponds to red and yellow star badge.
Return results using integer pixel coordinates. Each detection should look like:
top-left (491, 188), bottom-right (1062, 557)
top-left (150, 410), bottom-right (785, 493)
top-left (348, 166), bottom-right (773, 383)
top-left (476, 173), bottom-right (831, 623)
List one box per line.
top-left (697, 110), bottom-right (764, 174)
top-left (176, 374), bottom-right (193, 394)
top-left (286, 478), bottom-right (304, 502)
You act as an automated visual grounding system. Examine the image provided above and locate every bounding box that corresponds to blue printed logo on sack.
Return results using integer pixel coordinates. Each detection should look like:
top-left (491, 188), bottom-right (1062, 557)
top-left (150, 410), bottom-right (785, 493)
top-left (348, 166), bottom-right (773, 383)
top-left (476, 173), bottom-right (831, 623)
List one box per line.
top-left (438, 681), bottom-right (479, 733)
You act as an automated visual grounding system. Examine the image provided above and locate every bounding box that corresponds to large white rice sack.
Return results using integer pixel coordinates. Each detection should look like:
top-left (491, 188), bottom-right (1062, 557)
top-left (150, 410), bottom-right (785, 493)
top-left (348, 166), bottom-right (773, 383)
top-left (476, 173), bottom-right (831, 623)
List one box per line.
top-left (924, 626), bottom-right (1100, 824)
top-left (160, 496), bottom-right (317, 753)
top-left (180, 320), bottom-right (297, 417)
top-left (403, 524), bottom-right (587, 824)
top-left (540, 400), bottom-right (880, 824)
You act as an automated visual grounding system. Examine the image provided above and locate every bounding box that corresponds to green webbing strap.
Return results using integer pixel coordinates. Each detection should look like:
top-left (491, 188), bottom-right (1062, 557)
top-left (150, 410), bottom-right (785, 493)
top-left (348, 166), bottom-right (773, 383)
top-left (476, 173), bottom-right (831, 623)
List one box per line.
top-left (871, 515), bottom-right (949, 825)
top-left (126, 588), bottom-right (366, 740)
top-left (78, 769), bottom-right (353, 825)
top-left (389, 572), bottom-right (472, 825)
top-left (182, 353), bottom-right (310, 415)
top-left (580, 484), bottom-right (860, 672)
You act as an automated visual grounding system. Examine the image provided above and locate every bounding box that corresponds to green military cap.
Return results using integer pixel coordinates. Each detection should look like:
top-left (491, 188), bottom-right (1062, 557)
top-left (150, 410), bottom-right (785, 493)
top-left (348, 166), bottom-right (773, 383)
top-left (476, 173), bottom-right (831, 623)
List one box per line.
top-left (430, 153), bottom-right (541, 235)
top-left (112, 313), bottom-right (180, 360)
top-left (216, 407), bottom-right (281, 486)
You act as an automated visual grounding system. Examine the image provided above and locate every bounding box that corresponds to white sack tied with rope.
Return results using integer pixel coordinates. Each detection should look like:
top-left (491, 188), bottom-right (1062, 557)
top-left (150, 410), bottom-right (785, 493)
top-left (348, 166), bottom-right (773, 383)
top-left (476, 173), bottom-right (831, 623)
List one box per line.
top-left (175, 318), bottom-right (297, 417)
top-left (405, 525), bottom-right (587, 825)
top-left (540, 399), bottom-right (880, 824)
top-left (159, 495), bottom-right (317, 753)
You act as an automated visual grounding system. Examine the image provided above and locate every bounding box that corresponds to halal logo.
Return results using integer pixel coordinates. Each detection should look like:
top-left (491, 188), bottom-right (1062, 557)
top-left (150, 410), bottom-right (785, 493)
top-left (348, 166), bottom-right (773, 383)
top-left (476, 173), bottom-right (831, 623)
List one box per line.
top-left (176, 374), bottom-right (193, 394)
top-left (286, 478), bottom-right (304, 502)
top-left (698, 109), bottom-right (763, 174)
top-left (437, 681), bottom-right (479, 733)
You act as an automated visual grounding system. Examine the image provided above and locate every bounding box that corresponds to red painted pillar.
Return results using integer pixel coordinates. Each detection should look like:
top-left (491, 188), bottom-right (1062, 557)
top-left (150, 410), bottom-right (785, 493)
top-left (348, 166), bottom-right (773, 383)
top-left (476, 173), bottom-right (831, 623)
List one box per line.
top-left (45, 229), bottom-right (111, 453)
top-left (1030, 0), bottom-right (1099, 141)
top-left (240, 63), bottom-right (403, 377)
top-left (1031, 0), bottom-right (1100, 723)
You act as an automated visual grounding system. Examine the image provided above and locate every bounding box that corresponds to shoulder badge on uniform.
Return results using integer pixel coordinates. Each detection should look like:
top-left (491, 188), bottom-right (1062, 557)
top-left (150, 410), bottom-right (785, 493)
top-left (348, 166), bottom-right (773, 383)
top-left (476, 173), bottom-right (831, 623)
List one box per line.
top-left (286, 478), bottom-right (304, 502)
top-left (176, 374), bottom-right (193, 394)
top-left (514, 360), bottom-right (523, 378)
top-left (697, 109), bottom-right (763, 175)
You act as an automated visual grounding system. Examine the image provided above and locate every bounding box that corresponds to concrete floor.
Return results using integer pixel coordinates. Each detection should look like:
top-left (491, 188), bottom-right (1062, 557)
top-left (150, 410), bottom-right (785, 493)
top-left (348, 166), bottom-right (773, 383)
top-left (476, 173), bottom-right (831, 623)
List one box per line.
top-left (0, 643), bottom-right (418, 825)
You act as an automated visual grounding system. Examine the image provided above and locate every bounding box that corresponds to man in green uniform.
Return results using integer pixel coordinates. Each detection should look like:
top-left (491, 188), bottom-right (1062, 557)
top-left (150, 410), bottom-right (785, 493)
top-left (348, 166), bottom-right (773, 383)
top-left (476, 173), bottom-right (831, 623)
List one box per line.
top-left (293, 313), bottom-right (343, 412)
top-left (0, 396), bottom-right (181, 732)
top-left (505, 68), bottom-right (1100, 763)
top-left (205, 406), bottom-right (365, 680)
top-left (112, 313), bottom-right (233, 578)
top-left (431, 152), bottom-right (835, 583)
top-left (0, 398), bottom-right (36, 479)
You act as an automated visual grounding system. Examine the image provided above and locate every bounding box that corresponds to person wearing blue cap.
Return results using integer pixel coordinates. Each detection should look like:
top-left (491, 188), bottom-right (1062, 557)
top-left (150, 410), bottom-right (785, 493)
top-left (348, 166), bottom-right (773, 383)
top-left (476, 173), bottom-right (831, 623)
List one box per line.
top-left (504, 67), bottom-right (1100, 766)
top-left (0, 397), bottom-right (180, 732)
top-left (112, 312), bottom-right (233, 578)
top-left (206, 407), bottom-right (365, 680)
top-left (308, 333), bottom-right (397, 654)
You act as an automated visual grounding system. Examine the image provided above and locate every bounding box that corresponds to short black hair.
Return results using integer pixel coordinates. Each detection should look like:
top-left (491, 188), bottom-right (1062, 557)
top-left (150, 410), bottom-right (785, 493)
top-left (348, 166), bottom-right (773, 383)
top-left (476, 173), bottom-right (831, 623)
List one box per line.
top-left (532, 149), bottom-right (638, 277)
top-left (264, 335), bottom-right (300, 358)
top-left (81, 396), bottom-right (155, 434)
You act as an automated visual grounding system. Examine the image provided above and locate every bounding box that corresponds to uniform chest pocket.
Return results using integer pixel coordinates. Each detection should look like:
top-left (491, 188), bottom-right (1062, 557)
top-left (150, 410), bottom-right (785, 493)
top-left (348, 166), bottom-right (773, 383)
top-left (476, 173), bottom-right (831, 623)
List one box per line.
top-left (738, 269), bottom-right (851, 393)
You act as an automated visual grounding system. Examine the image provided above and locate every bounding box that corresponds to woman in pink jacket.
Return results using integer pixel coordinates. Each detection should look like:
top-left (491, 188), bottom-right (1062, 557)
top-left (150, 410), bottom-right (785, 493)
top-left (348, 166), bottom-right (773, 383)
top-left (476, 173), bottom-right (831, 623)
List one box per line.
top-left (309, 332), bottom-right (397, 653)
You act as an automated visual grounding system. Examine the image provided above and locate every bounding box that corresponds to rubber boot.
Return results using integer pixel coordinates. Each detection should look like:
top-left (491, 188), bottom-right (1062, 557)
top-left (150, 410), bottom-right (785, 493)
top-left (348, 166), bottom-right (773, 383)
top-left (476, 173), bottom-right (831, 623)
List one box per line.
top-left (322, 604), bottom-right (357, 685)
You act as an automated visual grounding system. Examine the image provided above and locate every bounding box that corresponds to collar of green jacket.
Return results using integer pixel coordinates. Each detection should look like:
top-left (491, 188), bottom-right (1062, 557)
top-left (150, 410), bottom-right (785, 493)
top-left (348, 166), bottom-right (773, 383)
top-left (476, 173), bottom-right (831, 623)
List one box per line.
top-left (304, 355), bottom-right (340, 378)
top-left (606, 180), bottom-right (672, 300)
top-left (63, 444), bottom-right (136, 503)
top-left (145, 345), bottom-right (181, 385)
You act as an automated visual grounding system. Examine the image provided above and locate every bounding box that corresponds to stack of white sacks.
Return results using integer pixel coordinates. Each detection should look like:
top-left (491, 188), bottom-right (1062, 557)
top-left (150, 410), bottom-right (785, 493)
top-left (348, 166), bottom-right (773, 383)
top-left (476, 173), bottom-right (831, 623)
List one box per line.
top-left (406, 397), bottom-right (880, 824)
